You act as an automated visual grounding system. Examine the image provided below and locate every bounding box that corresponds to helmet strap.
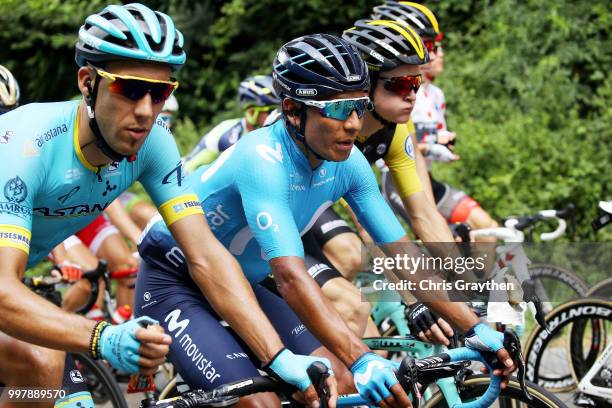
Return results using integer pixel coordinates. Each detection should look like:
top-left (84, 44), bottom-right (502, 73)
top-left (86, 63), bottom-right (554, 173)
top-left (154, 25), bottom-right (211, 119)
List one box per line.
top-left (85, 75), bottom-right (131, 163)
top-left (283, 104), bottom-right (327, 163)
top-left (369, 72), bottom-right (393, 127)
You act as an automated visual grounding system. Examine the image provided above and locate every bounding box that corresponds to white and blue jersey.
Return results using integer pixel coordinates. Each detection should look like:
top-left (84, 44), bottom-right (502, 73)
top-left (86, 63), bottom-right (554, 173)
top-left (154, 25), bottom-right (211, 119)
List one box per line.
top-left (139, 119), bottom-right (406, 285)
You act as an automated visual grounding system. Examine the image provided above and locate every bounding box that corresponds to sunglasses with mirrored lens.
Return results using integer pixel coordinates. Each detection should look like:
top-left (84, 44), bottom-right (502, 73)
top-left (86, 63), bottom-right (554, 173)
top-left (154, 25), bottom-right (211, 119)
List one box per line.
top-left (94, 67), bottom-right (179, 104)
top-left (380, 75), bottom-right (422, 96)
top-left (294, 97), bottom-right (371, 121)
top-left (424, 32), bottom-right (444, 53)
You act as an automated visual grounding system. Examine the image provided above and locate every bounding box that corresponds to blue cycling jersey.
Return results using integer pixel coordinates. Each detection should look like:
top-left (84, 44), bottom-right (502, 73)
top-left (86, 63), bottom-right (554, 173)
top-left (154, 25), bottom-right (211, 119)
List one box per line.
top-left (139, 120), bottom-right (406, 284)
top-left (0, 100), bottom-right (202, 266)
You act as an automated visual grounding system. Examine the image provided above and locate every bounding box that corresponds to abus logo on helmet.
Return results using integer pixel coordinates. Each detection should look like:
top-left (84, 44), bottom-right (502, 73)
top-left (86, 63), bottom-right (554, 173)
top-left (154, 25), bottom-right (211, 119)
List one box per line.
top-left (347, 75), bottom-right (361, 82)
top-left (296, 88), bottom-right (317, 97)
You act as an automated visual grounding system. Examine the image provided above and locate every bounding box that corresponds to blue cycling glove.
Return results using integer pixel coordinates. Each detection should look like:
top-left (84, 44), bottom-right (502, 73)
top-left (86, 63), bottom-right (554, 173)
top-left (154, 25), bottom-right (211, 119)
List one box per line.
top-left (267, 348), bottom-right (333, 392)
top-left (351, 352), bottom-right (399, 405)
top-left (99, 316), bottom-right (156, 373)
top-left (464, 322), bottom-right (504, 353)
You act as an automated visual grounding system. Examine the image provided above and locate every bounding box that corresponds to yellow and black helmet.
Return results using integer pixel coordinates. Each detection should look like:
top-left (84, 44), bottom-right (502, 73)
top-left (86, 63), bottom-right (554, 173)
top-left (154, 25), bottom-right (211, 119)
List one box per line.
top-left (342, 19), bottom-right (429, 72)
top-left (372, 1), bottom-right (440, 40)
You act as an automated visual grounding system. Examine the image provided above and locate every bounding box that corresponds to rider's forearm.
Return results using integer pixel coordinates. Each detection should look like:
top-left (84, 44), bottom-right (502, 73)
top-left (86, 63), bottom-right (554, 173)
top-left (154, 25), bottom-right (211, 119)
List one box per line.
top-left (188, 248), bottom-right (284, 364)
top-left (271, 256), bottom-right (369, 366)
top-left (105, 199), bottom-right (142, 245)
top-left (49, 243), bottom-right (70, 265)
top-left (404, 196), bottom-right (454, 243)
top-left (413, 134), bottom-right (436, 204)
top-left (0, 275), bottom-right (95, 352)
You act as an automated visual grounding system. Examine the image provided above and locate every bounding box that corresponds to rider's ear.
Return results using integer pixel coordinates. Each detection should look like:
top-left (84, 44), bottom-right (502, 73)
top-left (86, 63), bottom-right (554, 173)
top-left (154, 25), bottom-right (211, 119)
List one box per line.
top-left (282, 98), bottom-right (301, 126)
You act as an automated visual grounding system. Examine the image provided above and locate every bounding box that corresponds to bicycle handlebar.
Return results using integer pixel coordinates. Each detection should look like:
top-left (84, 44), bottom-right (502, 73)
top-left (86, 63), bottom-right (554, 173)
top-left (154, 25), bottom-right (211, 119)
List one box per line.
top-left (143, 346), bottom-right (517, 408)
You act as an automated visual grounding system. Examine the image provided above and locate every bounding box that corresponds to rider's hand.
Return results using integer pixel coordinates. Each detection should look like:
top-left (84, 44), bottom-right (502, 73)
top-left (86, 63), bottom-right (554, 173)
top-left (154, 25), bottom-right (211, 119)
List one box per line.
top-left (266, 348), bottom-right (337, 408)
top-left (51, 261), bottom-right (83, 282)
top-left (465, 322), bottom-right (517, 388)
top-left (406, 302), bottom-right (454, 346)
top-left (99, 316), bottom-right (171, 374)
top-left (134, 323), bottom-right (172, 375)
top-left (351, 352), bottom-right (412, 407)
top-left (436, 130), bottom-right (456, 147)
top-left (427, 144), bottom-right (459, 162)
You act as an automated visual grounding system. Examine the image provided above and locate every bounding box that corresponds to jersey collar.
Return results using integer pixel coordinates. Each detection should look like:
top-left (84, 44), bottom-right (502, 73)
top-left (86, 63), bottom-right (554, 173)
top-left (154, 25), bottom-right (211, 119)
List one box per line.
top-left (73, 104), bottom-right (106, 173)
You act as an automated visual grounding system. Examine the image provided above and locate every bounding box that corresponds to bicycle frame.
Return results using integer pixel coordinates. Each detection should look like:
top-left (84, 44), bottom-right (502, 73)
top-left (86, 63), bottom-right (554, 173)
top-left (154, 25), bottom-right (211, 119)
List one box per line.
top-left (576, 342), bottom-right (612, 401)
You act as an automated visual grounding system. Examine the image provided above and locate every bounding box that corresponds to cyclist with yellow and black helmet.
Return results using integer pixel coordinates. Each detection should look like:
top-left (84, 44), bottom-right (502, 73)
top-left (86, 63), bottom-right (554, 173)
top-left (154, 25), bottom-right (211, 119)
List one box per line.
top-left (372, 1), bottom-right (499, 238)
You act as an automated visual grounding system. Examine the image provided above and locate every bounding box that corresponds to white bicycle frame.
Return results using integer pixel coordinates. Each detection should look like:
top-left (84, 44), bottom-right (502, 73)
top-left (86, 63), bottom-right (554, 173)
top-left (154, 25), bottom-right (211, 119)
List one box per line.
top-left (469, 212), bottom-right (568, 324)
top-left (576, 342), bottom-right (612, 401)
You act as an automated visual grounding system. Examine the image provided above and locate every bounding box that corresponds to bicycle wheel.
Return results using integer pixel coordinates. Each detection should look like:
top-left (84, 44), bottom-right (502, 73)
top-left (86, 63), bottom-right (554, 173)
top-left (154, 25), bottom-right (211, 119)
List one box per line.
top-left (524, 298), bottom-right (612, 393)
top-left (423, 374), bottom-right (567, 407)
top-left (72, 353), bottom-right (128, 408)
top-left (569, 280), bottom-right (612, 381)
top-left (528, 264), bottom-right (589, 311)
top-left (586, 278), bottom-right (612, 299)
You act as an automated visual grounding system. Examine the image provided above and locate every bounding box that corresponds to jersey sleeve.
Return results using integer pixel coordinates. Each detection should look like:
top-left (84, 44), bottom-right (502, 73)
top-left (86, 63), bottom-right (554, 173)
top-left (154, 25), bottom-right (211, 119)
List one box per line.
top-left (343, 150), bottom-right (406, 245)
top-left (0, 112), bottom-right (42, 254)
top-left (384, 123), bottom-right (424, 198)
top-left (235, 141), bottom-right (303, 260)
top-left (138, 125), bottom-right (203, 227)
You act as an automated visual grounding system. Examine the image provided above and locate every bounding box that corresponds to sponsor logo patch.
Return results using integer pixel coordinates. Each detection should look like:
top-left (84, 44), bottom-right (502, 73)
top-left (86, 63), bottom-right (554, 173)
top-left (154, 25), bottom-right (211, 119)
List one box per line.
top-left (0, 176), bottom-right (31, 220)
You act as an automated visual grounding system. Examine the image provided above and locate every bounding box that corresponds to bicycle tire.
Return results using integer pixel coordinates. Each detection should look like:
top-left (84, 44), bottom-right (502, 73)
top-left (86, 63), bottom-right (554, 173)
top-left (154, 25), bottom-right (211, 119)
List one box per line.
top-left (72, 352), bottom-right (128, 408)
top-left (528, 264), bottom-right (589, 306)
top-left (586, 277), bottom-right (612, 299)
top-left (524, 298), bottom-right (612, 393)
top-left (423, 374), bottom-right (568, 408)
top-left (569, 279), bottom-right (612, 381)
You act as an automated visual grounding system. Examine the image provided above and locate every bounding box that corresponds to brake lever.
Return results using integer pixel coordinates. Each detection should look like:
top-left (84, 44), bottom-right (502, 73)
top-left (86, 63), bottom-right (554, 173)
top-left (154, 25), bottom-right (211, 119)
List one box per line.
top-left (520, 279), bottom-right (549, 332)
top-left (307, 361), bottom-right (330, 408)
top-left (503, 329), bottom-right (532, 401)
top-left (398, 358), bottom-right (422, 408)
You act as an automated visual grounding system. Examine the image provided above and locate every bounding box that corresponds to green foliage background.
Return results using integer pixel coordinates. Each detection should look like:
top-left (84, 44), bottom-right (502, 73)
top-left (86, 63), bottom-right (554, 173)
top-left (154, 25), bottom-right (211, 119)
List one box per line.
top-left (1, 0), bottom-right (610, 241)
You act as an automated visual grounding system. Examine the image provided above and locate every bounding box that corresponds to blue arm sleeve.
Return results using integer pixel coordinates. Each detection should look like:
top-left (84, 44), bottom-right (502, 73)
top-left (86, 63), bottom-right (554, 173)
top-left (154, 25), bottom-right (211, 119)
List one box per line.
top-left (235, 143), bottom-right (303, 261)
top-left (344, 151), bottom-right (406, 245)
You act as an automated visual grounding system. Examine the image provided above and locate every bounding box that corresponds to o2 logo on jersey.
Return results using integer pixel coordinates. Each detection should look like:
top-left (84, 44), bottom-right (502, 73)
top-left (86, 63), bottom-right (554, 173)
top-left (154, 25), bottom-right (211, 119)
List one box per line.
top-left (404, 136), bottom-right (415, 160)
top-left (256, 211), bottom-right (279, 232)
top-left (256, 143), bottom-right (283, 164)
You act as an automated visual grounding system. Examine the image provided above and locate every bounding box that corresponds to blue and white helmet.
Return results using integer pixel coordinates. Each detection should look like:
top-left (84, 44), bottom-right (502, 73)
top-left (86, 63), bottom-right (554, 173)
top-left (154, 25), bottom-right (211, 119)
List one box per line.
top-left (272, 33), bottom-right (369, 100)
top-left (75, 3), bottom-right (186, 71)
top-left (239, 75), bottom-right (280, 108)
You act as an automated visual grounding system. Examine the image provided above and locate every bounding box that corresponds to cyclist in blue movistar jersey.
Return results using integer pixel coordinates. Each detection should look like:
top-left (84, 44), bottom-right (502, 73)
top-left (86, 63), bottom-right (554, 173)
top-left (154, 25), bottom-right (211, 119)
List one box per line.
top-left (0, 4), bottom-right (264, 407)
top-left (183, 74), bottom-right (280, 172)
top-left (136, 33), bottom-right (517, 408)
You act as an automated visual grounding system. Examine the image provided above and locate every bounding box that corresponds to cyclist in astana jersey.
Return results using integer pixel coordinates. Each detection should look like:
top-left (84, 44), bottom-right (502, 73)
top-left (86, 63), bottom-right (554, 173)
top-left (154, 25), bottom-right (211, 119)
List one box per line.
top-left (183, 75), bottom-right (281, 172)
top-left (0, 4), bottom-right (250, 407)
top-left (136, 33), bottom-right (517, 408)
top-left (374, 1), bottom-right (499, 240)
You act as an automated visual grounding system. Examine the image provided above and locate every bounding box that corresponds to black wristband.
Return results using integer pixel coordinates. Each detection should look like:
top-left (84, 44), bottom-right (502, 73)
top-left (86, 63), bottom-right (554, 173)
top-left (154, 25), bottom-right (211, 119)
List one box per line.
top-left (263, 347), bottom-right (287, 370)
